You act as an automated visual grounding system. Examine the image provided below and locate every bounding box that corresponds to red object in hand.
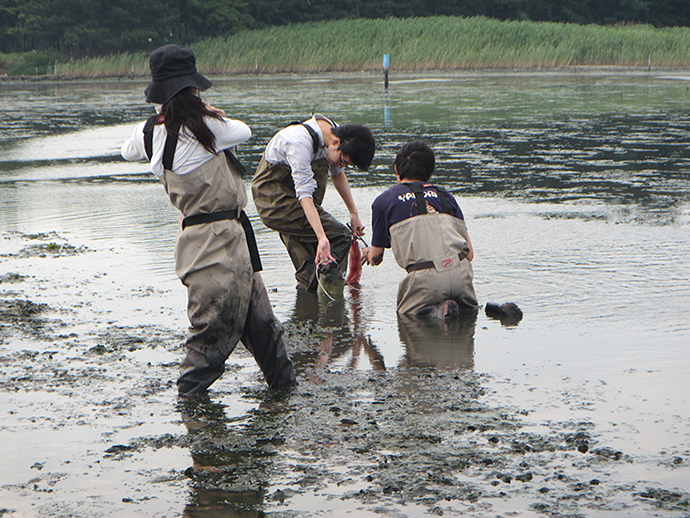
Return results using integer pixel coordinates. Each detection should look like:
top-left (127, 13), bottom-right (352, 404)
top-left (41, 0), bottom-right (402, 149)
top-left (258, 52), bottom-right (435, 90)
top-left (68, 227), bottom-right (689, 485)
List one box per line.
top-left (345, 238), bottom-right (362, 285)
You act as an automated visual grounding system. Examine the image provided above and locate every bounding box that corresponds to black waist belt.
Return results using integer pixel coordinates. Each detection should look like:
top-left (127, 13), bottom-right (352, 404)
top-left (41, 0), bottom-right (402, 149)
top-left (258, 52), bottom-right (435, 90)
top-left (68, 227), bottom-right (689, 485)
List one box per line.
top-left (406, 251), bottom-right (467, 273)
top-left (181, 209), bottom-right (262, 272)
top-left (182, 209), bottom-right (239, 230)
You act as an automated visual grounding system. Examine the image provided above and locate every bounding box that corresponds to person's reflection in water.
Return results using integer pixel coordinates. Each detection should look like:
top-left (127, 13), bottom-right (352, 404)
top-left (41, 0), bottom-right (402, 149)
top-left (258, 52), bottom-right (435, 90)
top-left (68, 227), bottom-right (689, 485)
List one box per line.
top-left (288, 286), bottom-right (385, 371)
top-left (289, 287), bottom-right (348, 368)
top-left (348, 286), bottom-right (385, 371)
top-left (398, 311), bottom-right (477, 370)
top-left (176, 392), bottom-right (290, 517)
top-left (292, 286), bottom-right (346, 328)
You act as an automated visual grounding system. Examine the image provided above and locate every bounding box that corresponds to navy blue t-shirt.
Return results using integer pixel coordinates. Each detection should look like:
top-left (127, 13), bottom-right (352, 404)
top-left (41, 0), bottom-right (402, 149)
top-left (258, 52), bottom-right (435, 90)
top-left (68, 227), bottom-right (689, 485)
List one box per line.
top-left (370, 182), bottom-right (465, 249)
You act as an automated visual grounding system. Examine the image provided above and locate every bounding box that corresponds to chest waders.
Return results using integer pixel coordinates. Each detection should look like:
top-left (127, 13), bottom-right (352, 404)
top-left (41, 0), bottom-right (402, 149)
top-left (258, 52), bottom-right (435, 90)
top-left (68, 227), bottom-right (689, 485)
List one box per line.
top-left (250, 122), bottom-right (352, 290)
top-left (390, 183), bottom-right (478, 318)
top-left (144, 116), bottom-right (295, 394)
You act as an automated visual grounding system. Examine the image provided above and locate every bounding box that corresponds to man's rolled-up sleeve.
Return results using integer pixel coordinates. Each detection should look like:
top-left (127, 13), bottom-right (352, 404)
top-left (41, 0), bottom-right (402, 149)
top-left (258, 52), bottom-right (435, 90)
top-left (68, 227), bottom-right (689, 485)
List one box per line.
top-left (285, 141), bottom-right (318, 200)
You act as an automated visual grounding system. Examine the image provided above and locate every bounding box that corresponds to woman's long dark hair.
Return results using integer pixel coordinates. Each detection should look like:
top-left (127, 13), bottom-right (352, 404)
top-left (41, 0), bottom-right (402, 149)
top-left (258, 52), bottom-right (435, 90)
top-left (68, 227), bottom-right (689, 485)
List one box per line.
top-left (160, 88), bottom-right (224, 154)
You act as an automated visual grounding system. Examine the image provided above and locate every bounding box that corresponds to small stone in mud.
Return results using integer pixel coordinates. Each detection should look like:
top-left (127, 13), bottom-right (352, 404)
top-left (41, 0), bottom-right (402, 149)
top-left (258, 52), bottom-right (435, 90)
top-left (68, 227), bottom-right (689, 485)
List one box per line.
top-left (573, 482), bottom-right (589, 491)
top-left (593, 447), bottom-right (624, 460)
top-left (255, 436), bottom-right (285, 446)
top-left (513, 441), bottom-right (535, 453)
top-left (590, 479), bottom-right (600, 485)
top-left (673, 457), bottom-right (683, 465)
top-left (88, 345), bottom-right (112, 355)
top-left (578, 443), bottom-right (589, 453)
top-left (515, 472), bottom-right (532, 482)
top-left (269, 489), bottom-right (286, 503)
top-left (382, 482), bottom-right (403, 494)
top-left (104, 444), bottom-right (134, 454)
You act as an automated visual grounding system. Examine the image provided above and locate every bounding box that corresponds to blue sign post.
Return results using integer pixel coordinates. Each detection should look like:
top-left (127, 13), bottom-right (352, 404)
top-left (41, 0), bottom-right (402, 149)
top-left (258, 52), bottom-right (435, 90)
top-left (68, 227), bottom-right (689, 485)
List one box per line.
top-left (383, 54), bottom-right (390, 89)
top-left (383, 55), bottom-right (391, 127)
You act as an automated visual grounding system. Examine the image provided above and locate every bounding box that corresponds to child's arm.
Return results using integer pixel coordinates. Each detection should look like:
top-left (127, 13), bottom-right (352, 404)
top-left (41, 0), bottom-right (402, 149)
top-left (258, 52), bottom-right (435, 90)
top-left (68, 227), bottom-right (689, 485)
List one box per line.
top-left (362, 246), bottom-right (385, 266)
top-left (466, 233), bottom-right (475, 262)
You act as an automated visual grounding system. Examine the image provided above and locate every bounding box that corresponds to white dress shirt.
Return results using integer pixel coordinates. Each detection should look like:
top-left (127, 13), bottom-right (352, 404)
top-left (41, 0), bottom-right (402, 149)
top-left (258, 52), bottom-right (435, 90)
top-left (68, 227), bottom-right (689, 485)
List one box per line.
top-left (121, 115), bottom-right (251, 177)
top-left (263, 114), bottom-right (344, 200)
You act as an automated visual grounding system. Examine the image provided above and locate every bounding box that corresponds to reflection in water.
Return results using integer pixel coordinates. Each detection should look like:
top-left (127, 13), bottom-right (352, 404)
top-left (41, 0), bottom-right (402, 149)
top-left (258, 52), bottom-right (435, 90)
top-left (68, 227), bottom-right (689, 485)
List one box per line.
top-left (398, 312), bottom-right (477, 370)
top-left (176, 394), bottom-right (286, 517)
top-left (291, 286), bottom-right (346, 328)
top-left (347, 286), bottom-right (386, 370)
top-left (432, 113), bottom-right (690, 217)
top-left (2, 74), bottom-right (689, 224)
top-left (383, 91), bottom-right (391, 129)
top-left (287, 287), bottom-right (386, 371)
top-left (287, 287), bottom-right (349, 369)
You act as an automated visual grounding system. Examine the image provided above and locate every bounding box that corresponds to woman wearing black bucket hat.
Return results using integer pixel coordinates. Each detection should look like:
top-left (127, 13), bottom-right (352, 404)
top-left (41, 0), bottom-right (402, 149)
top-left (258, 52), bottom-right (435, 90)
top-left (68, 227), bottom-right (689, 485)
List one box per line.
top-left (122, 44), bottom-right (296, 395)
top-left (143, 44), bottom-right (212, 104)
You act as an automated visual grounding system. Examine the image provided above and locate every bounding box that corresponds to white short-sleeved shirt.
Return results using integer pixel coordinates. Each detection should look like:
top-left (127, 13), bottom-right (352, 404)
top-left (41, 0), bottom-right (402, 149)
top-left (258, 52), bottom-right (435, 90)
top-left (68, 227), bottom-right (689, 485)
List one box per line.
top-left (121, 114), bottom-right (251, 177)
top-left (263, 114), bottom-right (344, 200)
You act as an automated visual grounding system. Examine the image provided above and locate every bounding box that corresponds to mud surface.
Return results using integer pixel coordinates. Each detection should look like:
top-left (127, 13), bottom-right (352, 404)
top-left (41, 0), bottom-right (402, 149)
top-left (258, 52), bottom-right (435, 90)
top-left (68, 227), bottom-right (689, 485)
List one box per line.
top-left (1, 231), bottom-right (689, 517)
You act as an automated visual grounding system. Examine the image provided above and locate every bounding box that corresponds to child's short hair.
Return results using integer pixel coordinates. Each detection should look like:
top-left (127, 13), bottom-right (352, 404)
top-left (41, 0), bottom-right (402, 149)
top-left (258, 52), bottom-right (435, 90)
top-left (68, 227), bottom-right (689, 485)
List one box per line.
top-left (394, 140), bottom-right (435, 181)
top-left (332, 124), bottom-right (375, 171)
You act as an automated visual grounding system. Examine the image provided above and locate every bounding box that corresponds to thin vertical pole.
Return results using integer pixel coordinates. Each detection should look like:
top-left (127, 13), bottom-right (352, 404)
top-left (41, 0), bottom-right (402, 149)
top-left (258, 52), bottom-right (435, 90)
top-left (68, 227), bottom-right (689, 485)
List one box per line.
top-left (383, 54), bottom-right (390, 90)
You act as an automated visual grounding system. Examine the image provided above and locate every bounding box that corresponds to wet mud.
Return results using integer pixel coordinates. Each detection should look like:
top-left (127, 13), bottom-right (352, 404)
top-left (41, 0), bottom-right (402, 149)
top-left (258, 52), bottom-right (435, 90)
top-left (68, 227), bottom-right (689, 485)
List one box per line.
top-left (1, 231), bottom-right (689, 517)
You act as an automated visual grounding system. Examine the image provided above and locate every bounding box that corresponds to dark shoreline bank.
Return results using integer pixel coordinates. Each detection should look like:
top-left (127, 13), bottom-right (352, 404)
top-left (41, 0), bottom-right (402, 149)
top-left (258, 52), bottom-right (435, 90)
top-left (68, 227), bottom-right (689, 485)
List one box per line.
top-left (3, 64), bottom-right (687, 83)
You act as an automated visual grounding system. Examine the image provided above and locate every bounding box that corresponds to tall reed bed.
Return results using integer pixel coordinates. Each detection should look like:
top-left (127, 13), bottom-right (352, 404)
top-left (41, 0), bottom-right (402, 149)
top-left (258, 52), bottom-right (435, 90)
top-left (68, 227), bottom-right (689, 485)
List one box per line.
top-left (54, 16), bottom-right (690, 78)
top-left (54, 52), bottom-right (148, 79)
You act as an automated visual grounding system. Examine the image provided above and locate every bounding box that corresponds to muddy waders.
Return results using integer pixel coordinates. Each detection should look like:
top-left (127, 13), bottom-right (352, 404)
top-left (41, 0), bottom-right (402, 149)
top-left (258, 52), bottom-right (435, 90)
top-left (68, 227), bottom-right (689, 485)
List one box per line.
top-left (390, 185), bottom-right (478, 319)
top-left (251, 155), bottom-right (352, 290)
top-left (156, 145), bottom-right (295, 395)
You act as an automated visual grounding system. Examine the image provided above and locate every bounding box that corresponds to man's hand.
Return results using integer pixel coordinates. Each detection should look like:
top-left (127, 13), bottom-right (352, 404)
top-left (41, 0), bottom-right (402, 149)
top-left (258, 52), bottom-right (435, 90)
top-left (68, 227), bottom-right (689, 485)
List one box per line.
top-left (350, 214), bottom-right (365, 238)
top-left (361, 246), bottom-right (384, 266)
top-left (315, 236), bottom-right (335, 266)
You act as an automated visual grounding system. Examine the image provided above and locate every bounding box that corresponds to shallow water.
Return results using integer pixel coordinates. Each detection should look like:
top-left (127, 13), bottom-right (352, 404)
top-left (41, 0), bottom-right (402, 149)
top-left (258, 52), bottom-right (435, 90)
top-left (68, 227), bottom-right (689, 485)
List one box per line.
top-left (1, 71), bottom-right (689, 516)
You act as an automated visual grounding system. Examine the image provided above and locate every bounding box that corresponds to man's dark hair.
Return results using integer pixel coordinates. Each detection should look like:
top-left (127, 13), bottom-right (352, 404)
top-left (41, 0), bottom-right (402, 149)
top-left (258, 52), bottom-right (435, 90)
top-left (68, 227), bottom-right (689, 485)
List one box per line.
top-left (394, 140), bottom-right (435, 182)
top-left (332, 124), bottom-right (375, 171)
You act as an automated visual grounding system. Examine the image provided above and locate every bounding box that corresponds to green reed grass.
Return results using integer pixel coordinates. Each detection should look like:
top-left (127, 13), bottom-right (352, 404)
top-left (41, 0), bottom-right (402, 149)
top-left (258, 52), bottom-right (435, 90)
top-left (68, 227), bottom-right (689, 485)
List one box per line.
top-left (50, 16), bottom-right (690, 78)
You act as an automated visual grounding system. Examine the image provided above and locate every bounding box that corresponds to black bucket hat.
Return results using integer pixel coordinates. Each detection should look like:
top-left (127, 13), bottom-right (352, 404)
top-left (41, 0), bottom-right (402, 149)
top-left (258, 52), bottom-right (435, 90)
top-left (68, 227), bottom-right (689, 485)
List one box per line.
top-left (144, 44), bottom-right (212, 104)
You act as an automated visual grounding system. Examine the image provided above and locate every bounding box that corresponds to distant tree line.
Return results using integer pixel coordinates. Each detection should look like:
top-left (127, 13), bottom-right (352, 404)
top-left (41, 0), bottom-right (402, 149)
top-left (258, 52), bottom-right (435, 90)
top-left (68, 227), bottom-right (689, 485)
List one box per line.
top-left (1, 0), bottom-right (688, 57)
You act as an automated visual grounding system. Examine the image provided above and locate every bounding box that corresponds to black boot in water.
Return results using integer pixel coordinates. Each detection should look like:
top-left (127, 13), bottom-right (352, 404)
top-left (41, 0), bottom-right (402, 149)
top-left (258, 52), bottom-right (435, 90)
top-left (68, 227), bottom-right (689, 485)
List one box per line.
top-left (485, 302), bottom-right (523, 326)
